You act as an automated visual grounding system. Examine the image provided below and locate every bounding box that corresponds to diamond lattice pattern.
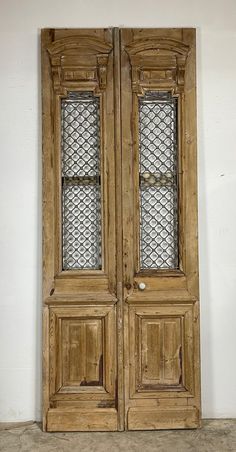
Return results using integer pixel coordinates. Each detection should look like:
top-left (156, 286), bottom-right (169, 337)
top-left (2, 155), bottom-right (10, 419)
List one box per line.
top-left (61, 93), bottom-right (102, 270)
top-left (139, 92), bottom-right (178, 269)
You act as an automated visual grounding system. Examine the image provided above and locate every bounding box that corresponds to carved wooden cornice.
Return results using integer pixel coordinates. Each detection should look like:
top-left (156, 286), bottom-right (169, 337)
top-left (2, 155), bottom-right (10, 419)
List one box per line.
top-left (124, 38), bottom-right (190, 94)
top-left (47, 36), bottom-right (112, 93)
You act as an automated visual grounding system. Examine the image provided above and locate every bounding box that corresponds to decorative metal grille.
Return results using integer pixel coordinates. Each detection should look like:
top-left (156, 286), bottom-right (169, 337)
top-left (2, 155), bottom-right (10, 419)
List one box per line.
top-left (139, 91), bottom-right (178, 269)
top-left (61, 92), bottom-right (102, 270)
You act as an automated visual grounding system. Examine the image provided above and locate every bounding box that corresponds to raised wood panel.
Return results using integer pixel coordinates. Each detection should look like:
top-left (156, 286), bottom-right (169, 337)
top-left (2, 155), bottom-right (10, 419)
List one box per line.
top-left (163, 319), bottom-right (181, 383)
top-left (62, 319), bottom-right (103, 387)
top-left (129, 304), bottom-right (195, 398)
top-left (49, 306), bottom-right (116, 399)
top-left (141, 317), bottom-right (182, 387)
top-left (142, 320), bottom-right (161, 384)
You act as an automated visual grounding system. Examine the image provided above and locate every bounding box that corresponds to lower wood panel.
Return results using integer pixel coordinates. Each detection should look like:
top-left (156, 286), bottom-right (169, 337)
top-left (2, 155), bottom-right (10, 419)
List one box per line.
top-left (128, 407), bottom-right (199, 430)
top-left (129, 304), bottom-right (195, 397)
top-left (126, 302), bottom-right (200, 430)
top-left (141, 316), bottom-right (182, 387)
top-left (47, 408), bottom-right (118, 431)
top-left (49, 306), bottom-right (116, 398)
top-left (47, 305), bottom-right (117, 431)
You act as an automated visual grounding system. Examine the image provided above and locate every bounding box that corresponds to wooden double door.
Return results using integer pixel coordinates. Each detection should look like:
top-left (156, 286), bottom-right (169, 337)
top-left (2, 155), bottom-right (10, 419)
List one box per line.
top-left (42, 27), bottom-right (200, 431)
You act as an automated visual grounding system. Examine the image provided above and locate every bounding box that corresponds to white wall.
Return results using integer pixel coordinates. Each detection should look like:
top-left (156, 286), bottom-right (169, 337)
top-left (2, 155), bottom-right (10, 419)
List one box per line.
top-left (0, 0), bottom-right (236, 422)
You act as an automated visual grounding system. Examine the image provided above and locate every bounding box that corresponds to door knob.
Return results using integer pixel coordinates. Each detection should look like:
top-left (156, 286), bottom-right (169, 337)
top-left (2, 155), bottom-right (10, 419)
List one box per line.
top-left (138, 282), bottom-right (146, 290)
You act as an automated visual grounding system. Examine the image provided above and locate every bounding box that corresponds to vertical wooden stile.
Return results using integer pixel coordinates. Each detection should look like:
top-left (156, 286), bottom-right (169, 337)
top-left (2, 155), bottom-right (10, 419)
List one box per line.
top-left (113, 28), bottom-right (124, 431)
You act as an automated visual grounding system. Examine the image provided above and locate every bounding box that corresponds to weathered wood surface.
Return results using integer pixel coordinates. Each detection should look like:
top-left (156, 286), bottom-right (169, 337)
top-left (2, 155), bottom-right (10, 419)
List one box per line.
top-left (42, 27), bottom-right (200, 431)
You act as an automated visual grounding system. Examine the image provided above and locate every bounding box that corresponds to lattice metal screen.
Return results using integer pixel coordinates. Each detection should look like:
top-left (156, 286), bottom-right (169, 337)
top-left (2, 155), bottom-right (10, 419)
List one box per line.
top-left (61, 92), bottom-right (102, 270)
top-left (139, 91), bottom-right (178, 269)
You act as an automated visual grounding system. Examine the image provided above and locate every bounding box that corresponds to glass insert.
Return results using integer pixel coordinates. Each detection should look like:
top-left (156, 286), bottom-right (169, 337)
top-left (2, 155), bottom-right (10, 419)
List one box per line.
top-left (61, 92), bottom-right (102, 270)
top-left (139, 91), bottom-right (178, 269)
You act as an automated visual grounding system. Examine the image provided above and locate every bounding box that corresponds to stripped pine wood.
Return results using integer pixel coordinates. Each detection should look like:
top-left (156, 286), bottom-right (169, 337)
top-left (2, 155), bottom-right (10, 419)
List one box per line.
top-left (42, 28), bottom-right (118, 432)
top-left (42, 28), bottom-right (200, 431)
top-left (120, 27), bottom-right (200, 430)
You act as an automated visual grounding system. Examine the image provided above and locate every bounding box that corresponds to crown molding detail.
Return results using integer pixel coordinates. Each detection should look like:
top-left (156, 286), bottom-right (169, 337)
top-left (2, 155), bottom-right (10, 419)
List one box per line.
top-left (47, 36), bottom-right (112, 92)
top-left (124, 38), bottom-right (190, 94)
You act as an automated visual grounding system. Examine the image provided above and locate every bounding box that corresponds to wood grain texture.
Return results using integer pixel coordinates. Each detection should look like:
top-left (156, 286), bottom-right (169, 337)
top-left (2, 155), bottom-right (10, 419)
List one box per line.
top-left (140, 317), bottom-right (182, 386)
top-left (128, 407), bottom-right (199, 430)
top-left (47, 408), bottom-right (118, 431)
top-left (129, 304), bottom-right (195, 399)
top-left (42, 27), bottom-right (200, 431)
top-left (41, 29), bottom-right (55, 432)
top-left (113, 28), bottom-right (125, 431)
top-left (49, 306), bottom-right (116, 399)
top-left (42, 27), bottom-right (116, 301)
top-left (42, 28), bottom-right (118, 431)
top-left (120, 28), bottom-right (200, 429)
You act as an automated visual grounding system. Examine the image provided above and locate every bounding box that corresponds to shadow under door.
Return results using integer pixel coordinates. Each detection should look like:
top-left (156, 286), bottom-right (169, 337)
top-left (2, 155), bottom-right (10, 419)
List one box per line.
top-left (42, 27), bottom-right (200, 431)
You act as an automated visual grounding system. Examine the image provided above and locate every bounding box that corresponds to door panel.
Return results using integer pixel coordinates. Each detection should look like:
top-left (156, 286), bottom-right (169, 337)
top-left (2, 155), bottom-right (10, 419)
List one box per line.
top-left (42, 28), bottom-right (118, 431)
top-left (42, 27), bottom-right (116, 300)
top-left (129, 304), bottom-right (195, 399)
top-left (49, 306), bottom-right (116, 398)
top-left (140, 317), bottom-right (182, 387)
top-left (42, 27), bottom-right (200, 432)
top-left (120, 28), bottom-right (200, 429)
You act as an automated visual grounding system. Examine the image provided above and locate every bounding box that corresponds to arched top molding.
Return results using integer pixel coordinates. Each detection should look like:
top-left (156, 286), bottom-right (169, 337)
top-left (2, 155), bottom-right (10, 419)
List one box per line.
top-left (47, 36), bottom-right (112, 56)
top-left (125, 38), bottom-right (189, 57)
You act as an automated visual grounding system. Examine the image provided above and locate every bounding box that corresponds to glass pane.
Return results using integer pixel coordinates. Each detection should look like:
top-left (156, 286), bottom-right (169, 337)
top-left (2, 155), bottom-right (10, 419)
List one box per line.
top-left (62, 184), bottom-right (101, 269)
top-left (139, 92), bottom-right (178, 269)
top-left (61, 92), bottom-right (100, 177)
top-left (61, 92), bottom-right (102, 270)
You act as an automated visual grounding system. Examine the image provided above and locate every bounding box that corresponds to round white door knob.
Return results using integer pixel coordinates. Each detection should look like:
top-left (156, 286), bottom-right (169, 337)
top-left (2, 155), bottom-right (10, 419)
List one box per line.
top-left (138, 282), bottom-right (146, 290)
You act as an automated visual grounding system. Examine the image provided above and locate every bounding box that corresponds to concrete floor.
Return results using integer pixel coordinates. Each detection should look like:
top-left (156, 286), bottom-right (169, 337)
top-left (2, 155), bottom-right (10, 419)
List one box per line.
top-left (0, 420), bottom-right (236, 452)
